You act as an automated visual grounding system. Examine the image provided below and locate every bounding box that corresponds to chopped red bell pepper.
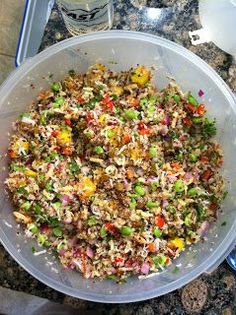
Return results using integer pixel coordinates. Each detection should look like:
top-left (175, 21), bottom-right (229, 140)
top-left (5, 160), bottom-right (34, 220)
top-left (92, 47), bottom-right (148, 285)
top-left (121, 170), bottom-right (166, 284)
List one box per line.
top-left (138, 122), bottom-right (152, 135)
top-left (196, 104), bottom-right (206, 116)
top-left (155, 216), bottom-right (165, 228)
top-left (64, 118), bottom-right (72, 126)
top-left (183, 117), bottom-right (192, 127)
top-left (105, 222), bottom-right (118, 234)
top-left (101, 94), bottom-right (114, 110)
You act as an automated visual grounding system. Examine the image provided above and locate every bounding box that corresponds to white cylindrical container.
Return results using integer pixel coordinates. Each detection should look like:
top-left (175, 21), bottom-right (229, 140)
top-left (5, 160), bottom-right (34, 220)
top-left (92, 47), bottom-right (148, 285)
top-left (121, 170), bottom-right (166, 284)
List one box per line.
top-left (57, 0), bottom-right (114, 36)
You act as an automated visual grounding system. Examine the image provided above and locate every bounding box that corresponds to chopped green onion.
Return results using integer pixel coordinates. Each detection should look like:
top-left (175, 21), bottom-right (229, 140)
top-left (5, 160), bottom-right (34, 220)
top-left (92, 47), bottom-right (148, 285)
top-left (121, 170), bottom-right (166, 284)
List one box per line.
top-left (69, 160), bottom-right (80, 174)
top-left (188, 187), bottom-right (198, 197)
top-left (176, 152), bottom-right (183, 161)
top-left (146, 201), bottom-right (158, 209)
top-left (192, 117), bottom-right (202, 124)
top-left (174, 179), bottom-right (185, 193)
top-left (37, 234), bottom-right (47, 246)
top-left (134, 185), bottom-right (146, 196)
top-left (21, 201), bottom-right (31, 211)
top-left (53, 227), bottom-right (63, 237)
top-left (189, 153), bottom-right (198, 162)
top-left (52, 201), bottom-right (61, 209)
top-left (152, 254), bottom-right (167, 266)
top-left (100, 226), bottom-right (107, 238)
top-left (129, 198), bottom-right (137, 209)
top-left (28, 223), bottom-right (38, 234)
top-left (84, 129), bottom-right (94, 139)
top-left (51, 82), bottom-right (60, 92)
top-left (153, 227), bottom-right (162, 238)
top-left (87, 216), bottom-right (97, 226)
top-left (188, 95), bottom-right (198, 107)
top-left (184, 213), bottom-right (192, 226)
top-left (111, 94), bottom-right (118, 100)
top-left (94, 146), bottom-right (104, 154)
top-left (149, 95), bottom-right (158, 105)
top-left (121, 226), bottom-right (133, 236)
top-left (34, 203), bottom-right (42, 214)
top-left (140, 97), bottom-right (148, 108)
top-left (16, 187), bottom-right (28, 195)
top-left (54, 96), bottom-right (64, 108)
top-left (173, 94), bottom-right (181, 103)
top-left (124, 109), bottom-right (139, 120)
top-left (106, 129), bottom-right (115, 139)
top-left (149, 146), bottom-right (157, 158)
top-left (107, 275), bottom-right (117, 281)
top-left (10, 164), bottom-right (26, 172)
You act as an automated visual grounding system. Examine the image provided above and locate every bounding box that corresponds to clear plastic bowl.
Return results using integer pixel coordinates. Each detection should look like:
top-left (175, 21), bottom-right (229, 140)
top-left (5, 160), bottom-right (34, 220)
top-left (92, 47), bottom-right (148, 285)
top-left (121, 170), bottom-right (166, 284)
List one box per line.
top-left (0, 31), bottom-right (235, 303)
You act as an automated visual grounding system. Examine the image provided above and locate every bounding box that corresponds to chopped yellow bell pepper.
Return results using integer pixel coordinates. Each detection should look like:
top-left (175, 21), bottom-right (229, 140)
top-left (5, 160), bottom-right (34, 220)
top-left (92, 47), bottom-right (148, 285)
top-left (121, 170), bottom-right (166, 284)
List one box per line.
top-left (99, 114), bottom-right (110, 124)
top-left (11, 139), bottom-right (29, 157)
top-left (25, 169), bottom-right (37, 177)
top-left (131, 66), bottom-right (150, 85)
top-left (112, 86), bottom-right (124, 96)
top-left (57, 129), bottom-right (72, 146)
top-left (79, 177), bottom-right (96, 199)
top-left (169, 237), bottom-right (185, 251)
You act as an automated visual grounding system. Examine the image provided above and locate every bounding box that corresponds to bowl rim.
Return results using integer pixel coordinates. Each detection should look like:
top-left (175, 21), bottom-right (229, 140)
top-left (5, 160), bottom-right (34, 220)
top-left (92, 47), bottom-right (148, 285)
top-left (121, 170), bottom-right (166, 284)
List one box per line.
top-left (0, 30), bottom-right (236, 303)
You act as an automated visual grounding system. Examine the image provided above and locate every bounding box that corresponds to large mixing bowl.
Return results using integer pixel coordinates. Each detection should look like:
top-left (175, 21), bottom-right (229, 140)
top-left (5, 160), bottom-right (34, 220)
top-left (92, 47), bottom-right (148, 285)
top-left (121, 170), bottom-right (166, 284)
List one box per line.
top-left (0, 31), bottom-right (235, 303)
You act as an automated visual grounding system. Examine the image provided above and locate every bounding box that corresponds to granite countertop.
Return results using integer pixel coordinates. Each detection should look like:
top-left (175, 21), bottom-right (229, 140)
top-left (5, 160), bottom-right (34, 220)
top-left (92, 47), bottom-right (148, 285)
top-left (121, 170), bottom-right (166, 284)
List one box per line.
top-left (1, 0), bottom-right (235, 314)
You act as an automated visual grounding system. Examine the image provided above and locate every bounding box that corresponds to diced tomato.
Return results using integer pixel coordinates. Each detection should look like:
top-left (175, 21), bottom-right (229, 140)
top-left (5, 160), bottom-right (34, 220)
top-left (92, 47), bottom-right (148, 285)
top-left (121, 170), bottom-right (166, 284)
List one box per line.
top-left (101, 94), bottom-right (114, 110)
top-left (132, 221), bottom-right (142, 227)
top-left (128, 97), bottom-right (139, 107)
top-left (155, 216), bottom-right (165, 228)
top-left (8, 149), bottom-right (16, 159)
top-left (114, 257), bottom-right (124, 265)
top-left (86, 113), bottom-right (94, 124)
top-left (76, 96), bottom-right (85, 104)
top-left (200, 156), bottom-right (209, 163)
top-left (51, 130), bottom-right (59, 137)
top-left (105, 223), bottom-right (118, 234)
top-left (138, 122), bottom-right (152, 135)
top-left (171, 162), bottom-right (181, 171)
top-left (186, 103), bottom-right (196, 113)
top-left (62, 147), bottom-right (73, 156)
top-left (209, 202), bottom-right (218, 212)
top-left (64, 118), bottom-right (72, 126)
top-left (202, 169), bottom-right (212, 181)
top-left (183, 117), bottom-right (192, 127)
top-left (54, 146), bottom-right (61, 153)
top-left (126, 169), bottom-right (135, 179)
top-left (196, 104), bottom-right (206, 116)
top-left (123, 134), bottom-right (131, 144)
top-left (147, 242), bottom-right (156, 253)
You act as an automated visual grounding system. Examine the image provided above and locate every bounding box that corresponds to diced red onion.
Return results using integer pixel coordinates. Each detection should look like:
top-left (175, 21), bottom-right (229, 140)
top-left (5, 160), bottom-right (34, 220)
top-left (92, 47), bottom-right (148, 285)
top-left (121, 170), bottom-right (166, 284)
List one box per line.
top-left (162, 115), bottom-right (170, 125)
top-left (63, 217), bottom-right (72, 224)
top-left (141, 262), bottom-right (150, 274)
top-left (197, 221), bottom-right (209, 236)
top-left (160, 125), bottom-right (169, 136)
top-left (86, 247), bottom-right (94, 258)
top-left (146, 176), bottom-right (158, 183)
top-left (162, 199), bottom-right (169, 208)
top-left (136, 168), bottom-right (144, 176)
top-left (40, 223), bottom-right (49, 233)
top-left (59, 249), bottom-right (65, 256)
top-left (198, 89), bottom-right (204, 97)
top-left (60, 194), bottom-right (71, 206)
top-left (77, 220), bottom-right (82, 230)
top-left (68, 236), bottom-right (78, 247)
top-left (81, 166), bottom-right (90, 175)
top-left (168, 175), bottom-right (177, 183)
top-left (184, 172), bottom-right (193, 181)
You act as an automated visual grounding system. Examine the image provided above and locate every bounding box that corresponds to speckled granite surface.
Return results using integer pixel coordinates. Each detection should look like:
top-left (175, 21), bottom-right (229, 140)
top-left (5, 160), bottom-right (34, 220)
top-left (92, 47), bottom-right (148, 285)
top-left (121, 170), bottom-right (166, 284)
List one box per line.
top-left (1, 0), bottom-right (236, 314)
